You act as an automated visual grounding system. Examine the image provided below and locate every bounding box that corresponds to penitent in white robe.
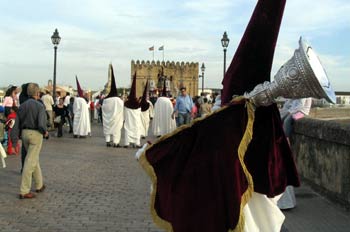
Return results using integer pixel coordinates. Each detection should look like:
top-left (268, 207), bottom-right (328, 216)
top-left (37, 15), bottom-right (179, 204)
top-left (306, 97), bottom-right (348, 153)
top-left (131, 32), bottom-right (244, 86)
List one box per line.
top-left (73, 97), bottom-right (91, 136)
top-left (123, 107), bottom-right (142, 146)
top-left (102, 97), bottom-right (124, 144)
top-left (140, 101), bottom-right (154, 138)
top-left (152, 97), bottom-right (176, 137)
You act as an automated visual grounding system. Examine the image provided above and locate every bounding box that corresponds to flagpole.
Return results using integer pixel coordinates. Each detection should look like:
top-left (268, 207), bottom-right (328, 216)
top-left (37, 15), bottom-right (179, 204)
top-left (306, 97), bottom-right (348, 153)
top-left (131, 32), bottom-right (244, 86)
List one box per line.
top-left (162, 49), bottom-right (164, 61)
top-left (149, 45), bottom-right (154, 61)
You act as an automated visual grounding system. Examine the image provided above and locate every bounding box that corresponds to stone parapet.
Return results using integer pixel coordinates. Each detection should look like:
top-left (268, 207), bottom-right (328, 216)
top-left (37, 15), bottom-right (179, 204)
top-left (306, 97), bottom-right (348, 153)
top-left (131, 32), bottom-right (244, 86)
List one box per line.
top-left (291, 118), bottom-right (350, 209)
top-left (309, 107), bottom-right (350, 119)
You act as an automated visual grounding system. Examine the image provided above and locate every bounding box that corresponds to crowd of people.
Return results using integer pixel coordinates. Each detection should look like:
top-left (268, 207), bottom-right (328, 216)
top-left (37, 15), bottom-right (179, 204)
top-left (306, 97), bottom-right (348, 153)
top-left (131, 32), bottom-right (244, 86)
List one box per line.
top-left (0, 81), bottom-right (312, 208)
top-left (0, 81), bottom-right (220, 156)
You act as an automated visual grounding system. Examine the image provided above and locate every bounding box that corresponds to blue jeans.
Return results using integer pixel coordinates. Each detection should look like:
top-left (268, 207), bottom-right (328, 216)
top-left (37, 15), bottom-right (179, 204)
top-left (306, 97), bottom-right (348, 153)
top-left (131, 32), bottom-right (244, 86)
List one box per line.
top-left (178, 113), bottom-right (191, 126)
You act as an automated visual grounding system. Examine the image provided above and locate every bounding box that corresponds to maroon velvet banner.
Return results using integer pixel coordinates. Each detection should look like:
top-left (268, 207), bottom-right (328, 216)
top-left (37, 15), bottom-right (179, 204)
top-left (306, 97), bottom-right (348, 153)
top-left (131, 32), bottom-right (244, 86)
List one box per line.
top-left (142, 100), bottom-right (299, 232)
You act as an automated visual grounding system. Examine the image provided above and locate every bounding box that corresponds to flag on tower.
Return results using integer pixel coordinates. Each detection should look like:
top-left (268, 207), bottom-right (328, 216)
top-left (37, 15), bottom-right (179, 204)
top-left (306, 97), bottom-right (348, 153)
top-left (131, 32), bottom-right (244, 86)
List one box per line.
top-left (149, 46), bottom-right (154, 51)
top-left (158, 45), bottom-right (164, 51)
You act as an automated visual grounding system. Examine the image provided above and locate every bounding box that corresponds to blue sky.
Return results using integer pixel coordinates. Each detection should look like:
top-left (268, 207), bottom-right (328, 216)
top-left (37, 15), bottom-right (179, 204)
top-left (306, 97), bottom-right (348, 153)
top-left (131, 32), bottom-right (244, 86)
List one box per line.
top-left (0, 0), bottom-right (349, 92)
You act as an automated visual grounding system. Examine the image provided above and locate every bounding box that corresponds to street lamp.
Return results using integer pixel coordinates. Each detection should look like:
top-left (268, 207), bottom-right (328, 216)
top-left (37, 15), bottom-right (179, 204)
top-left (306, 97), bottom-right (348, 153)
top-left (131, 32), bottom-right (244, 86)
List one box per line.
top-left (51, 28), bottom-right (61, 100)
top-left (221, 31), bottom-right (230, 78)
top-left (200, 63), bottom-right (205, 94)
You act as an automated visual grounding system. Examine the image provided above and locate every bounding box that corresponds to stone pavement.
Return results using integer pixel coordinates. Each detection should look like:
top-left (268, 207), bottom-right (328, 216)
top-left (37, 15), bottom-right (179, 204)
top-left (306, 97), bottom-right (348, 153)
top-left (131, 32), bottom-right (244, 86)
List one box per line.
top-left (0, 123), bottom-right (349, 232)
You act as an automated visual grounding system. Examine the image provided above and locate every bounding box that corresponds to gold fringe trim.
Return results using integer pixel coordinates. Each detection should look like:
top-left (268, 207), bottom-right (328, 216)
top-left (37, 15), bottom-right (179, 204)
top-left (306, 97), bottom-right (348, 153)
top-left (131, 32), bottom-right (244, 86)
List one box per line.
top-left (230, 101), bottom-right (255, 232)
top-left (139, 150), bottom-right (174, 231)
top-left (138, 97), bottom-right (256, 232)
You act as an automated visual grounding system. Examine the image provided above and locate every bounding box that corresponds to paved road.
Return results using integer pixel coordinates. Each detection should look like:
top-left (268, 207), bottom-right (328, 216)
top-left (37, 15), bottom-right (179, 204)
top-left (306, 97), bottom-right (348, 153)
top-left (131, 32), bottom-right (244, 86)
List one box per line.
top-left (0, 123), bottom-right (349, 231)
top-left (0, 124), bottom-right (162, 232)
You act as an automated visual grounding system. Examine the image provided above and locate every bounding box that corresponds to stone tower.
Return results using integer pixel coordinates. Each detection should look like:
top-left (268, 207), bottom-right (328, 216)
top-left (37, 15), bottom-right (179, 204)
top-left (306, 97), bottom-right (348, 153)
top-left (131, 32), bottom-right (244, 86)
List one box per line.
top-left (131, 60), bottom-right (199, 98)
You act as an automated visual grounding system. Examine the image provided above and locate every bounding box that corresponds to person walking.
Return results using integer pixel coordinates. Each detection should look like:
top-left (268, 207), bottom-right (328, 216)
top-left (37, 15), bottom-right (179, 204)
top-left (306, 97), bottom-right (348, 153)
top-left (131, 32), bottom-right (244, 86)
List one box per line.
top-left (11, 83), bottom-right (48, 199)
top-left (53, 98), bottom-right (69, 137)
top-left (63, 92), bottom-right (73, 133)
top-left (123, 73), bottom-right (142, 148)
top-left (41, 90), bottom-right (55, 131)
top-left (172, 87), bottom-right (193, 126)
top-left (277, 97), bottom-right (312, 210)
top-left (102, 64), bottom-right (124, 147)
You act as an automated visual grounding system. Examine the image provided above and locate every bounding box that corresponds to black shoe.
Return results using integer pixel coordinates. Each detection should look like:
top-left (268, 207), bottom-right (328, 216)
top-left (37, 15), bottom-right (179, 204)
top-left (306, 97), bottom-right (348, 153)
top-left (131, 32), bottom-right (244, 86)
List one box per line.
top-left (123, 145), bottom-right (129, 148)
top-left (106, 142), bottom-right (111, 147)
top-left (141, 136), bottom-right (146, 139)
top-left (113, 143), bottom-right (120, 148)
top-left (73, 135), bottom-right (78, 138)
top-left (36, 184), bottom-right (46, 193)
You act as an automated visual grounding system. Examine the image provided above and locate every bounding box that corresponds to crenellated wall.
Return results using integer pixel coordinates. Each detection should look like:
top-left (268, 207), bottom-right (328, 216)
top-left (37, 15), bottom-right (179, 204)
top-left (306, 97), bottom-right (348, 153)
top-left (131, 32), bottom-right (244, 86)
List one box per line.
top-left (131, 60), bottom-right (199, 97)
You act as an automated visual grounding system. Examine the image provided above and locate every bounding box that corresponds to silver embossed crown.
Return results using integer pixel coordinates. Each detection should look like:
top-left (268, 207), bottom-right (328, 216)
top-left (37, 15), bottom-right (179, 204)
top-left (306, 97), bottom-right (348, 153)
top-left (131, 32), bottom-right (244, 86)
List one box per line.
top-left (244, 37), bottom-right (336, 107)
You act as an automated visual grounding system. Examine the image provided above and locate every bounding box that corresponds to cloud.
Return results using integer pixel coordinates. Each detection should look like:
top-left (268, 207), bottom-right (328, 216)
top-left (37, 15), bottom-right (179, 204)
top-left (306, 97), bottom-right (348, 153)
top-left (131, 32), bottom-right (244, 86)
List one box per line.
top-left (0, 0), bottom-right (349, 92)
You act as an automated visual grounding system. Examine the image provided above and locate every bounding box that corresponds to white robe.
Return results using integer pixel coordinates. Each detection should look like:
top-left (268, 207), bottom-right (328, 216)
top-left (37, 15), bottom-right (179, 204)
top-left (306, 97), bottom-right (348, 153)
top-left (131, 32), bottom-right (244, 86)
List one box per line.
top-left (152, 97), bottom-right (176, 136)
top-left (243, 192), bottom-right (285, 232)
top-left (102, 97), bottom-right (124, 144)
top-left (123, 107), bottom-right (142, 146)
top-left (73, 97), bottom-right (91, 136)
top-left (94, 99), bottom-right (99, 120)
top-left (140, 101), bottom-right (153, 138)
top-left (148, 100), bottom-right (154, 119)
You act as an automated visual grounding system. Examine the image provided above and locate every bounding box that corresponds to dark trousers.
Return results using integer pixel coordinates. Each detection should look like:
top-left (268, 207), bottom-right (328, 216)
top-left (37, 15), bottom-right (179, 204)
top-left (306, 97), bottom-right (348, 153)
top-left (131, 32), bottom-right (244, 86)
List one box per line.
top-left (66, 116), bottom-right (73, 132)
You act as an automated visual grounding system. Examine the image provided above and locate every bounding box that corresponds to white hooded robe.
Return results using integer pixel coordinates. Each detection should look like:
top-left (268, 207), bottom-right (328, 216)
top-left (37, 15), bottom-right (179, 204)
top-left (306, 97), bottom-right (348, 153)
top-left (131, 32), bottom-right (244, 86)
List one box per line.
top-left (152, 97), bottom-right (176, 136)
top-left (73, 97), bottom-right (91, 136)
top-left (102, 97), bottom-right (124, 144)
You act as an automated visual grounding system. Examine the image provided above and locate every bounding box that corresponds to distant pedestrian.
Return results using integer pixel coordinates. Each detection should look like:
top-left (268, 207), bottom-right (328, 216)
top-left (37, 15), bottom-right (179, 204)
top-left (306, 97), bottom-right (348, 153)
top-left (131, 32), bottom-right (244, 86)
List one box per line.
top-left (152, 95), bottom-right (176, 137)
top-left (73, 96), bottom-right (91, 138)
top-left (53, 98), bottom-right (69, 137)
top-left (64, 92), bottom-right (73, 133)
top-left (278, 97), bottom-right (312, 210)
top-left (102, 64), bottom-right (124, 147)
top-left (172, 87), bottom-right (193, 126)
top-left (2, 85), bottom-right (18, 117)
top-left (5, 106), bottom-right (19, 155)
top-left (11, 83), bottom-right (48, 199)
top-left (140, 82), bottom-right (153, 139)
top-left (123, 73), bottom-right (142, 148)
top-left (200, 97), bottom-right (211, 118)
top-left (41, 90), bottom-right (55, 131)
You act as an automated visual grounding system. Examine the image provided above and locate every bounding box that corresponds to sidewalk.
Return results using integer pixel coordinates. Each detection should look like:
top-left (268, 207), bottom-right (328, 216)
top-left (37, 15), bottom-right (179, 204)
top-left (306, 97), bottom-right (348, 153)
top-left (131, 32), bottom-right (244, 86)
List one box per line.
top-left (283, 184), bottom-right (350, 232)
top-left (0, 123), bottom-right (349, 231)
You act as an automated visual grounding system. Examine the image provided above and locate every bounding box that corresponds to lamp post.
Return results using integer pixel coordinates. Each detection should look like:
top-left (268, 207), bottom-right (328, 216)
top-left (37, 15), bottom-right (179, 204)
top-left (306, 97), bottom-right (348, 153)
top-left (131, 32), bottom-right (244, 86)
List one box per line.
top-left (221, 31), bottom-right (230, 78)
top-left (51, 28), bottom-right (61, 100)
top-left (200, 63), bottom-right (205, 95)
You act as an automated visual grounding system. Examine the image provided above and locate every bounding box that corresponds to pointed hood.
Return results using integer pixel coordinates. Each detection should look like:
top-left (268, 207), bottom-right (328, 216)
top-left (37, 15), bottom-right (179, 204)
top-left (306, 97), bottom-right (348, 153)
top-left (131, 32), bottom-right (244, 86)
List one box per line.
top-left (76, 75), bottom-right (84, 98)
top-left (141, 80), bottom-right (150, 111)
top-left (124, 72), bottom-right (140, 109)
top-left (105, 64), bottom-right (118, 98)
top-left (221, 0), bottom-right (286, 104)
